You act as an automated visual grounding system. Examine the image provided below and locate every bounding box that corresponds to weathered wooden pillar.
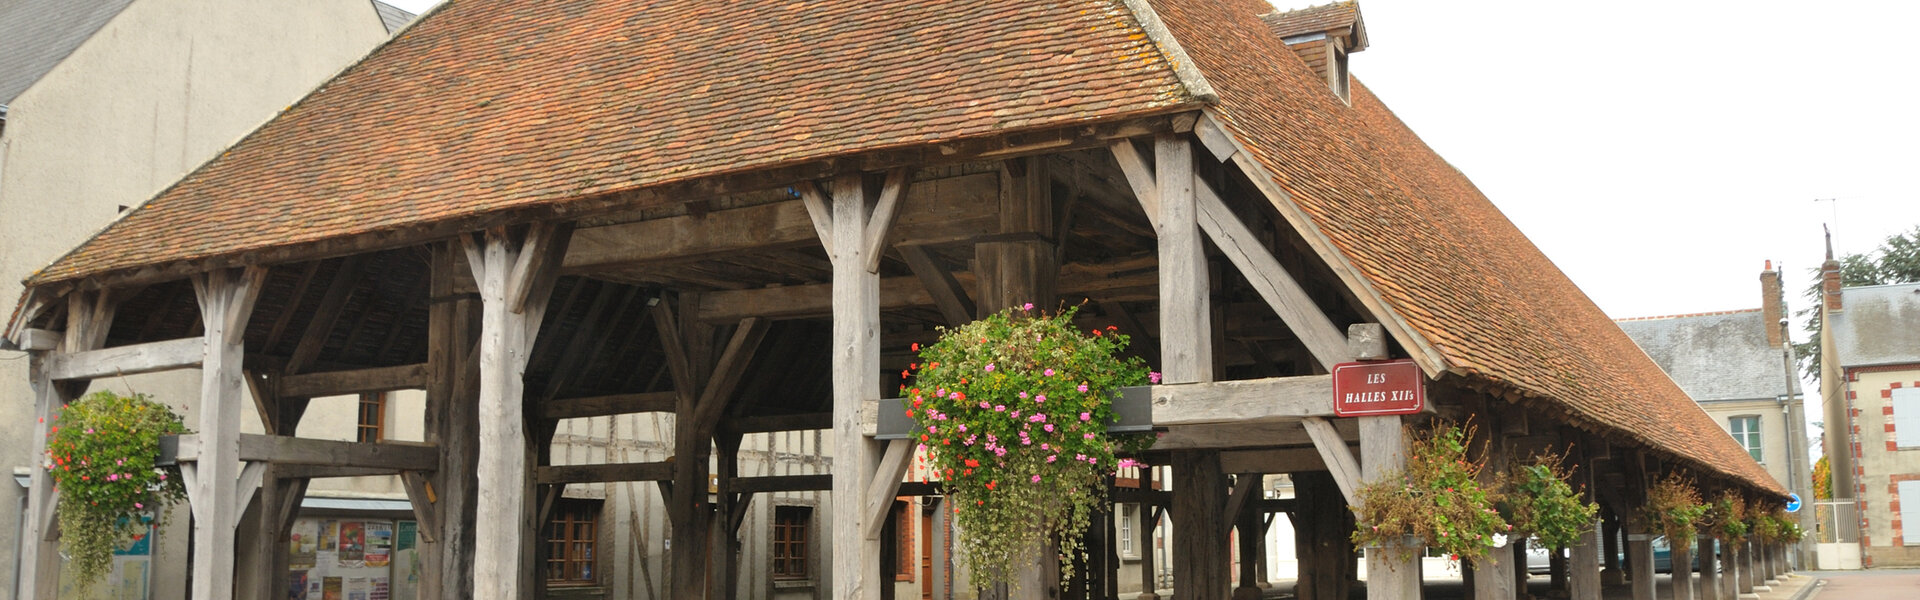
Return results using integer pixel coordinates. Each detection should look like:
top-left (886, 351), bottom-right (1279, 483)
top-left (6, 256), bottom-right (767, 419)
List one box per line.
top-left (1601, 515), bottom-right (1623, 586)
top-left (1360, 416), bottom-right (1417, 600)
top-left (1696, 535), bottom-right (1718, 600)
top-left (1569, 528), bottom-right (1601, 600)
top-left (464, 224), bottom-right (570, 600)
top-left (665, 299), bottom-right (716, 599)
top-left (1512, 538), bottom-right (1530, 596)
top-left (975, 156), bottom-right (1055, 311)
top-left (1670, 534), bottom-right (1694, 600)
top-left (710, 433), bottom-right (744, 600)
top-left (189, 267), bottom-right (267, 600)
top-left (1763, 542), bottom-right (1780, 585)
top-left (426, 243), bottom-right (481, 600)
top-left (1291, 471), bottom-right (1354, 600)
top-left (1625, 529), bottom-right (1654, 600)
top-left (1138, 496), bottom-right (1161, 600)
top-left (810, 171), bottom-right (901, 600)
top-left (1172, 452), bottom-right (1228, 600)
top-left (1472, 419), bottom-right (1516, 600)
top-left (1256, 514), bottom-right (1272, 589)
top-left (1232, 483), bottom-right (1262, 600)
top-left (1550, 545), bottom-right (1569, 591)
top-left (19, 353), bottom-right (68, 600)
top-left (1740, 539), bottom-right (1759, 594)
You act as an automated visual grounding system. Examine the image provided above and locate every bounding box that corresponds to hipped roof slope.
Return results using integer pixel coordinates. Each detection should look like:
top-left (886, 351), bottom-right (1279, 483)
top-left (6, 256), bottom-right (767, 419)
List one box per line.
top-left (1153, 0), bottom-right (1782, 495)
top-left (28, 0), bottom-right (1194, 285)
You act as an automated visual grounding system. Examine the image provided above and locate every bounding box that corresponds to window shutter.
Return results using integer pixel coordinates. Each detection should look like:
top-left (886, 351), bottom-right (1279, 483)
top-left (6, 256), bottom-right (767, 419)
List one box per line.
top-left (1894, 389), bottom-right (1920, 449)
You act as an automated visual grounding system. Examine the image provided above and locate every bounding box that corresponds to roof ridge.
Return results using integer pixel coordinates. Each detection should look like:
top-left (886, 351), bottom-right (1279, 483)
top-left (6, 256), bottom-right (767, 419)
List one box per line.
top-left (1117, 0), bottom-right (1217, 103)
top-left (1614, 308), bottom-right (1763, 322)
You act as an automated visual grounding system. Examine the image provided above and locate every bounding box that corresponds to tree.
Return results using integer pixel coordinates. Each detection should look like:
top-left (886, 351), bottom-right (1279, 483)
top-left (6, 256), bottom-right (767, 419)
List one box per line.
top-left (1812, 455), bottom-right (1832, 500)
top-left (1793, 225), bottom-right (1920, 378)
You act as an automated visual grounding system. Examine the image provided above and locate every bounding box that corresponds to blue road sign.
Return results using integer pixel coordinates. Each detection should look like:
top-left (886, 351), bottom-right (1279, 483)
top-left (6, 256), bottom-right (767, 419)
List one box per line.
top-left (1786, 493), bottom-right (1802, 513)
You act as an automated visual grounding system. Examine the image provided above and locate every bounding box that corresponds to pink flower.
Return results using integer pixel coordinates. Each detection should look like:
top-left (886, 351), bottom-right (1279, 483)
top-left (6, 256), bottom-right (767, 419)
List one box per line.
top-left (979, 401), bottom-right (991, 409)
top-left (1023, 302), bottom-right (1034, 311)
top-left (1148, 372), bottom-right (1162, 384)
top-left (1041, 443), bottom-right (1050, 450)
top-left (1044, 368), bottom-right (1055, 376)
top-left (1018, 391), bottom-right (1029, 399)
top-left (994, 447), bottom-right (1007, 457)
top-left (1077, 384), bottom-right (1088, 393)
top-left (984, 363), bottom-right (995, 372)
top-left (134, 502), bottom-right (144, 509)
top-left (1084, 433), bottom-right (1095, 440)
top-left (1044, 424), bottom-right (1054, 432)
top-left (1035, 394), bottom-right (1047, 404)
top-left (1021, 438), bottom-right (1031, 445)
top-left (1118, 458), bottom-right (1140, 469)
top-left (958, 424), bottom-right (967, 432)
top-left (928, 425), bottom-right (937, 433)
top-left (107, 473), bottom-right (118, 481)
top-left (1075, 453), bottom-right (1087, 461)
top-left (1031, 474), bottom-right (1042, 483)
top-left (84, 428), bottom-right (95, 435)
top-left (994, 405), bottom-right (1006, 412)
top-left (917, 444), bottom-right (927, 452)
top-left (1010, 410), bottom-right (1020, 419)
top-left (1047, 455), bottom-right (1058, 463)
top-left (1079, 412), bottom-right (1091, 422)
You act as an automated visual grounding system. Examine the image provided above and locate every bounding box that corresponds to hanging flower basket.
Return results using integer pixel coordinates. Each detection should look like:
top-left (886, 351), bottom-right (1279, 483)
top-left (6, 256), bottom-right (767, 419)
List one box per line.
top-left (1641, 473), bottom-right (1708, 544)
top-left (1504, 450), bottom-right (1599, 550)
top-left (905, 304), bottom-right (1153, 588)
top-left (1350, 421), bottom-right (1508, 563)
top-left (45, 390), bottom-right (190, 590)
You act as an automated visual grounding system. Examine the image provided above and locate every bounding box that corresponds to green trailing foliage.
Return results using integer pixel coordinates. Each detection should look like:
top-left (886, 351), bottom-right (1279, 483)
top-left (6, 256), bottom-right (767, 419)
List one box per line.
top-left (905, 304), bottom-right (1153, 590)
top-left (1706, 492), bottom-right (1750, 542)
top-left (1641, 474), bottom-right (1709, 543)
top-left (1351, 421), bottom-right (1509, 562)
top-left (1504, 452), bottom-right (1599, 550)
top-left (45, 391), bottom-right (190, 590)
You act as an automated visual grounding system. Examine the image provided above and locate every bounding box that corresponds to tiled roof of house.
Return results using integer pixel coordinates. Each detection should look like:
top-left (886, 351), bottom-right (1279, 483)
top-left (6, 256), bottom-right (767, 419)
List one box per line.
top-left (0, 0), bottom-right (137, 104)
top-left (11, 0), bottom-right (1783, 495)
top-left (1153, 0), bottom-right (1782, 495)
top-left (26, 0), bottom-right (1194, 284)
top-left (1260, 2), bottom-right (1358, 39)
top-left (370, 0), bottom-right (416, 35)
top-left (1831, 283), bottom-right (1920, 368)
top-left (1616, 309), bottom-right (1798, 403)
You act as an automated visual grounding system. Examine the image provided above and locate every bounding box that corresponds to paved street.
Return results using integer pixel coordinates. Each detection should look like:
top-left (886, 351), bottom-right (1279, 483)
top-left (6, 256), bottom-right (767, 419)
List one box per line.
top-left (1805, 569), bottom-right (1920, 600)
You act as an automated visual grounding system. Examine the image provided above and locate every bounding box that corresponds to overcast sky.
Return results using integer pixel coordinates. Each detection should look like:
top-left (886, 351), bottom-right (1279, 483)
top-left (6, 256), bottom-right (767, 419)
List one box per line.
top-left (385, 0), bottom-right (1917, 454)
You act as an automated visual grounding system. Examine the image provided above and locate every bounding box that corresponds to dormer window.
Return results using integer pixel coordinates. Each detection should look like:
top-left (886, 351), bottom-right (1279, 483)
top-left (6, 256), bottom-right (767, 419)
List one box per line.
top-left (1262, 2), bottom-right (1370, 104)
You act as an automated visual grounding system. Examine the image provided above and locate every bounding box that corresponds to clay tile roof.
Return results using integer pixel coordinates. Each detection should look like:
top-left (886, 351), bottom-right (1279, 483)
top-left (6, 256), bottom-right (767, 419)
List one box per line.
top-left (25, 0), bottom-right (1196, 286)
top-left (1260, 2), bottom-right (1359, 40)
top-left (1153, 0), bottom-right (1783, 495)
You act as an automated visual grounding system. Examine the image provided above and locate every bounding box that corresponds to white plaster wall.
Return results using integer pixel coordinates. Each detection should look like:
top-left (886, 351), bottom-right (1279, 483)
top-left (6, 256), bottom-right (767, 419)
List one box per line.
top-left (1847, 368), bottom-right (1920, 553)
top-left (0, 1), bottom-right (394, 596)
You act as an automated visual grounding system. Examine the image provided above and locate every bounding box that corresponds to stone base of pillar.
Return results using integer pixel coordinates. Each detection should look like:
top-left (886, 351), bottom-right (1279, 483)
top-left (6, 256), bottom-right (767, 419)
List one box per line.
top-left (1256, 581), bottom-right (1273, 589)
top-left (1738, 594), bottom-right (1762, 600)
top-left (1137, 593), bottom-right (1161, 600)
top-left (1601, 568), bottom-right (1625, 586)
top-left (1232, 585), bottom-right (1263, 600)
top-left (1764, 578), bottom-right (1781, 586)
top-left (1754, 585), bottom-right (1773, 592)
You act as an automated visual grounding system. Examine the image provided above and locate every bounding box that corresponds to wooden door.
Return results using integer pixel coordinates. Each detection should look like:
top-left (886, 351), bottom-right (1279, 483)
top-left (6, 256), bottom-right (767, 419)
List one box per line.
top-left (921, 502), bottom-right (936, 600)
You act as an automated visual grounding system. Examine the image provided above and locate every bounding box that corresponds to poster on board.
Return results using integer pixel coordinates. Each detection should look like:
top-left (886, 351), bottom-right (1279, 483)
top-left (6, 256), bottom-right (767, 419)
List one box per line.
top-left (365, 522), bottom-right (393, 568)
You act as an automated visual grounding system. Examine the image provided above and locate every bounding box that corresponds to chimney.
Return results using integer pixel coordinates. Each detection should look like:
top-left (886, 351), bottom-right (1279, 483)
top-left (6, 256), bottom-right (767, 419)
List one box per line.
top-left (1760, 261), bottom-right (1787, 346)
top-left (1822, 227), bottom-right (1844, 312)
top-left (1261, 2), bottom-right (1369, 103)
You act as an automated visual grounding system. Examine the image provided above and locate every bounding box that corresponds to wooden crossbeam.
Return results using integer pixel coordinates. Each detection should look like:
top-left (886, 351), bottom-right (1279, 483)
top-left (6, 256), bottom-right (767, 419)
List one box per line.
top-left (687, 318), bottom-right (770, 438)
top-left (726, 412), bottom-right (832, 434)
top-left (863, 439), bottom-right (915, 541)
top-left (164, 434), bottom-right (439, 471)
top-left (44, 337), bottom-right (202, 381)
top-left (287, 255), bottom-right (368, 374)
top-left (532, 391), bottom-right (677, 420)
top-left (276, 363), bottom-right (427, 398)
top-left (1222, 474), bottom-right (1259, 535)
top-left (897, 245), bottom-right (975, 325)
top-left (731, 474), bottom-right (833, 494)
top-left (1302, 417), bottom-right (1361, 505)
top-left (533, 461), bottom-right (674, 484)
top-left (1193, 178), bottom-right (1352, 369)
top-left (1148, 375), bottom-right (1333, 427)
top-left (694, 258), bottom-right (1156, 322)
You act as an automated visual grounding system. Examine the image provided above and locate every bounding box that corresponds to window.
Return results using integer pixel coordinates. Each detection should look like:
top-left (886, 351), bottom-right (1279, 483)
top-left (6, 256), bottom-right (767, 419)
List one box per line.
top-left (772, 506), bottom-right (812, 579)
top-left (1893, 388), bottom-right (1920, 449)
top-left (1729, 416), bottom-right (1762, 462)
top-left (545, 500), bottom-right (599, 585)
top-left (355, 392), bottom-right (386, 443)
top-left (1119, 504), bottom-right (1136, 558)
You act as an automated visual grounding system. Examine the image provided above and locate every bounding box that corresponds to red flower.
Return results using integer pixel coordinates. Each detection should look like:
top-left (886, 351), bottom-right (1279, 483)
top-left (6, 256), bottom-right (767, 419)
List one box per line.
top-left (985, 481), bottom-right (997, 491)
top-left (920, 434), bottom-right (929, 442)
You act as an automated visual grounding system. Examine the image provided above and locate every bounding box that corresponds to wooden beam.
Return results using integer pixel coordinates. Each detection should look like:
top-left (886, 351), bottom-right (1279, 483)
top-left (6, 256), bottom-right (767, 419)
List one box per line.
top-left (687, 318), bottom-right (770, 438)
top-left (15, 328), bottom-right (60, 352)
top-left (1193, 113), bottom-right (1239, 162)
top-left (187, 266), bottom-right (265, 600)
top-left (1107, 139), bottom-right (1159, 230)
top-left (1219, 446), bottom-right (1350, 474)
top-left (817, 170), bottom-right (890, 600)
top-left (1302, 417), bottom-right (1361, 505)
top-left (532, 391), bottom-right (677, 420)
top-left (1193, 176), bottom-right (1351, 369)
top-left (1359, 415), bottom-right (1419, 600)
top-left (693, 257), bottom-right (1156, 322)
top-left (727, 412), bottom-right (832, 434)
top-left (43, 337), bottom-right (202, 381)
top-left (532, 461), bottom-right (674, 484)
top-left (1148, 375), bottom-right (1333, 427)
top-left (863, 439), bottom-right (915, 540)
top-left (164, 434), bottom-right (440, 470)
top-left (862, 169), bottom-right (910, 273)
top-left (276, 363), bottom-right (428, 398)
top-left (287, 255), bottom-right (368, 374)
top-left (1222, 474), bottom-right (1259, 536)
top-left (898, 245), bottom-right (975, 325)
top-left (731, 474), bottom-right (833, 494)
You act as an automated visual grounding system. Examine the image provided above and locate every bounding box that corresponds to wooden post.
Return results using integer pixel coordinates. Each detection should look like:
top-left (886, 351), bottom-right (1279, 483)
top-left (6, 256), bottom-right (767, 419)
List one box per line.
top-left (1602, 514), bottom-right (1623, 585)
top-left (1360, 416), bottom-right (1417, 600)
top-left (190, 267), bottom-right (267, 600)
top-left (1697, 535), bottom-right (1718, 600)
top-left (1671, 533), bottom-right (1694, 600)
top-left (809, 172), bottom-right (894, 600)
top-left (1741, 539), bottom-right (1758, 594)
top-left (464, 224), bottom-right (570, 600)
top-left (710, 433), bottom-right (744, 599)
top-left (1625, 530), bottom-right (1654, 600)
top-left (18, 354), bottom-right (65, 600)
top-left (1291, 471), bottom-right (1354, 600)
top-left (426, 243), bottom-right (481, 600)
top-left (1472, 416), bottom-right (1516, 600)
top-left (1569, 528), bottom-right (1601, 600)
top-left (1232, 475), bottom-right (1262, 600)
top-left (1172, 452), bottom-right (1228, 600)
top-left (1139, 468), bottom-right (1161, 600)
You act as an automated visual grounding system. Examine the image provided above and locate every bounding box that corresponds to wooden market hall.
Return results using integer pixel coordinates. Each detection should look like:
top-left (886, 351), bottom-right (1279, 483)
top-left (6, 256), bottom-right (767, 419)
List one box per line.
top-left (4, 1), bottom-right (1790, 600)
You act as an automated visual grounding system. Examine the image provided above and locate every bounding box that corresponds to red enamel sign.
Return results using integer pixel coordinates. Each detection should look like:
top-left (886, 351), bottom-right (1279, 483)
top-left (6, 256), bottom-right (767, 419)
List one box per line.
top-left (1331, 359), bottom-right (1425, 417)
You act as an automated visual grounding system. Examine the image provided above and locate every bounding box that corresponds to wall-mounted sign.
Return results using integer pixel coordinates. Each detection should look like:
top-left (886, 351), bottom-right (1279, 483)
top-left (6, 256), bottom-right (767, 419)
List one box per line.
top-left (1331, 359), bottom-right (1425, 417)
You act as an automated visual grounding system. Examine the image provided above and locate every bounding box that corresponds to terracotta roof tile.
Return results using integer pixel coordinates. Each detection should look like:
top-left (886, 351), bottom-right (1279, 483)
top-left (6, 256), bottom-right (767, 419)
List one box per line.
top-left (1260, 2), bottom-right (1357, 39)
top-left (1153, 0), bottom-right (1783, 495)
top-left (29, 0), bottom-right (1194, 285)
